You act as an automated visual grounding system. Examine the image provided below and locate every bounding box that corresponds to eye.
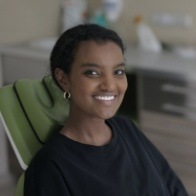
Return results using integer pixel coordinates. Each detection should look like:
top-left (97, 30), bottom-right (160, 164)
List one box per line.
top-left (84, 70), bottom-right (100, 77)
top-left (114, 69), bottom-right (126, 75)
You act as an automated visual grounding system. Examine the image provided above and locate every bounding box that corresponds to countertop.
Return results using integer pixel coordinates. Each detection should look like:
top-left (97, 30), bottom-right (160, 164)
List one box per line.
top-left (1, 43), bottom-right (196, 81)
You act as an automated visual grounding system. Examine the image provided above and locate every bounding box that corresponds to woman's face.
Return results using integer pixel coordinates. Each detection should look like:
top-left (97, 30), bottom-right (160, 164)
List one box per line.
top-left (63, 41), bottom-right (127, 120)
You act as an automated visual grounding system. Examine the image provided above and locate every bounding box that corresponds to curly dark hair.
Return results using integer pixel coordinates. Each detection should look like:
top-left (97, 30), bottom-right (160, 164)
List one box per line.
top-left (50, 23), bottom-right (126, 82)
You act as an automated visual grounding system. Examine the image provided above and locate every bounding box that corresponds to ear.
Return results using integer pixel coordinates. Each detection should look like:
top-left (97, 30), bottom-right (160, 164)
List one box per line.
top-left (54, 68), bottom-right (70, 91)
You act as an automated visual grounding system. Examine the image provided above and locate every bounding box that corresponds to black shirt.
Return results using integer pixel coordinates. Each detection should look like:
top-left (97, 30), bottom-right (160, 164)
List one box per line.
top-left (24, 116), bottom-right (188, 196)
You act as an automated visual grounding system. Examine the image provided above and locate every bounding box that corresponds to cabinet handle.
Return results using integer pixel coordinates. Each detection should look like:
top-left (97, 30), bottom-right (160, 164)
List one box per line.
top-left (161, 84), bottom-right (196, 95)
top-left (162, 103), bottom-right (196, 119)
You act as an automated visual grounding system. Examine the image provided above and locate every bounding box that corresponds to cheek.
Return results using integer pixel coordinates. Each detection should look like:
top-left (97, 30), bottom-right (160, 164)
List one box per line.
top-left (70, 81), bottom-right (95, 99)
top-left (120, 79), bottom-right (128, 95)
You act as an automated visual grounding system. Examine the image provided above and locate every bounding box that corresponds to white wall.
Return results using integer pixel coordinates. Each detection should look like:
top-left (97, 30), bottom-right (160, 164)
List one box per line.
top-left (1, 0), bottom-right (196, 45)
top-left (90, 0), bottom-right (196, 45)
top-left (0, 0), bottom-right (61, 44)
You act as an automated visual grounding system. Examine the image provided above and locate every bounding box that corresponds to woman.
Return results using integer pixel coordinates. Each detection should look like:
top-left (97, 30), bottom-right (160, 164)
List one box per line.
top-left (24, 24), bottom-right (188, 195)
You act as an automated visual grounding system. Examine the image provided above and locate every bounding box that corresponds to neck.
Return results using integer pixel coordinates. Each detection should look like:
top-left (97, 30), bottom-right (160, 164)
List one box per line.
top-left (60, 115), bottom-right (112, 146)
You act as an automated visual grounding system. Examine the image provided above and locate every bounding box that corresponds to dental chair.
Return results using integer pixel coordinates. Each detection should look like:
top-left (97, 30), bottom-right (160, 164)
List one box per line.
top-left (0, 75), bottom-right (69, 196)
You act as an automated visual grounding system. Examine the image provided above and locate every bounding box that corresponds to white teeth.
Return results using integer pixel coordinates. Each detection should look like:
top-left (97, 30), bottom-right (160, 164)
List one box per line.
top-left (95, 96), bottom-right (114, 101)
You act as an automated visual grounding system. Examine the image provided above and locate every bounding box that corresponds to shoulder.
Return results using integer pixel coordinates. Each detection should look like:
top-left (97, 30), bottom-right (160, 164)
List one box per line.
top-left (109, 116), bottom-right (170, 167)
top-left (108, 115), bottom-right (157, 150)
top-left (24, 134), bottom-right (72, 195)
top-left (25, 133), bottom-right (66, 183)
top-left (28, 133), bottom-right (65, 168)
top-left (109, 116), bottom-right (172, 171)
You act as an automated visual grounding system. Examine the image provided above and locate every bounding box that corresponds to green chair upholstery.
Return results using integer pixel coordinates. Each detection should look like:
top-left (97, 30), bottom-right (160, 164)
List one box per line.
top-left (0, 75), bottom-right (69, 196)
top-left (15, 173), bottom-right (25, 196)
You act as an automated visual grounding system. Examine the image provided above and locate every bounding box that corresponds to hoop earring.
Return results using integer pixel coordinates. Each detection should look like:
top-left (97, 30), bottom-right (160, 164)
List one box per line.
top-left (63, 91), bottom-right (71, 100)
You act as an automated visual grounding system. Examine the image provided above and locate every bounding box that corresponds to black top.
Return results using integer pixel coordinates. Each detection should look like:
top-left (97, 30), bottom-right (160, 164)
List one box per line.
top-left (24, 116), bottom-right (188, 196)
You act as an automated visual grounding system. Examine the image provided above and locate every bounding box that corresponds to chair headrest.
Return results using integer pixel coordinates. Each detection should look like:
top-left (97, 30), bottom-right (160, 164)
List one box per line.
top-left (14, 75), bottom-right (69, 143)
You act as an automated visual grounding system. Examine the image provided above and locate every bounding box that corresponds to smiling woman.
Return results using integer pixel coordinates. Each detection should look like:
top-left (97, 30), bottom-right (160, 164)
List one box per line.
top-left (62, 41), bottom-right (127, 121)
top-left (24, 23), bottom-right (188, 196)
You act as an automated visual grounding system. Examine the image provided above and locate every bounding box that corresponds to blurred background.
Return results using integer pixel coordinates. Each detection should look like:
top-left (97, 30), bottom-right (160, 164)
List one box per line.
top-left (1, 0), bottom-right (196, 45)
top-left (0, 0), bottom-right (196, 195)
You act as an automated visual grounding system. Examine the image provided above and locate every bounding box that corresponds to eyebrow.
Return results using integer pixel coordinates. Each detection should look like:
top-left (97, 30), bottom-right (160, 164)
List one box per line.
top-left (81, 62), bottom-right (126, 68)
top-left (81, 63), bottom-right (99, 68)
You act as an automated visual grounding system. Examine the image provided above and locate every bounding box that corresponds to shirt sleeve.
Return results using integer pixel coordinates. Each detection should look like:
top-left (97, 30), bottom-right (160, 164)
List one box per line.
top-left (130, 120), bottom-right (188, 196)
top-left (24, 153), bottom-right (71, 196)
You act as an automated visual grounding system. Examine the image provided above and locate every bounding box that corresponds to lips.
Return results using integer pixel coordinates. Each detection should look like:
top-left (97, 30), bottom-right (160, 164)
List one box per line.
top-left (94, 95), bottom-right (115, 101)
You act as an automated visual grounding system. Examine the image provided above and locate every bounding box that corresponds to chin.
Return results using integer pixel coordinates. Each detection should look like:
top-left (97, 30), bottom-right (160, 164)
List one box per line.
top-left (99, 111), bottom-right (117, 120)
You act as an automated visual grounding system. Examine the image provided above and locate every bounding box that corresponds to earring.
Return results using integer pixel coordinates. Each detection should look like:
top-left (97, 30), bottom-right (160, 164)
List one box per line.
top-left (63, 91), bottom-right (71, 100)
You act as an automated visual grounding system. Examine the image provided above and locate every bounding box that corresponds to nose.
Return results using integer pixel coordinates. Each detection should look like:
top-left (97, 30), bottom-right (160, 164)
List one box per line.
top-left (100, 74), bottom-right (116, 91)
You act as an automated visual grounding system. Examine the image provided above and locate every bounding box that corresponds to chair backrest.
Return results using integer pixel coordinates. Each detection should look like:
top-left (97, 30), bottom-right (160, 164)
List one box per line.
top-left (0, 75), bottom-right (69, 170)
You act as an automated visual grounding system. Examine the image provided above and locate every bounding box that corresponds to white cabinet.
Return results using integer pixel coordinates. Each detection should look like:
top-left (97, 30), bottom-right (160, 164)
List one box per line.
top-left (2, 55), bottom-right (49, 84)
top-left (0, 44), bottom-right (51, 85)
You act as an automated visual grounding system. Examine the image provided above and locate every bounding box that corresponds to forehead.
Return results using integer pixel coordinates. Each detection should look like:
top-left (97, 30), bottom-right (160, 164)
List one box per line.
top-left (74, 40), bottom-right (123, 59)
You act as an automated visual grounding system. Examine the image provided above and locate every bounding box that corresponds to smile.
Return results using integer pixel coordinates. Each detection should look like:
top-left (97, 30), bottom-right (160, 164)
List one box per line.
top-left (94, 96), bottom-right (115, 101)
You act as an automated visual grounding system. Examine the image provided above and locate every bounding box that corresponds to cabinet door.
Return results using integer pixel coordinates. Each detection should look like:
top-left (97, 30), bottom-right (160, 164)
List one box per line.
top-left (140, 73), bottom-right (196, 119)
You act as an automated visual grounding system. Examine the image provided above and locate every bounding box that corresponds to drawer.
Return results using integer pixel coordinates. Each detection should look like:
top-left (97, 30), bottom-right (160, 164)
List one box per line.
top-left (2, 54), bottom-right (50, 84)
top-left (141, 74), bottom-right (196, 118)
